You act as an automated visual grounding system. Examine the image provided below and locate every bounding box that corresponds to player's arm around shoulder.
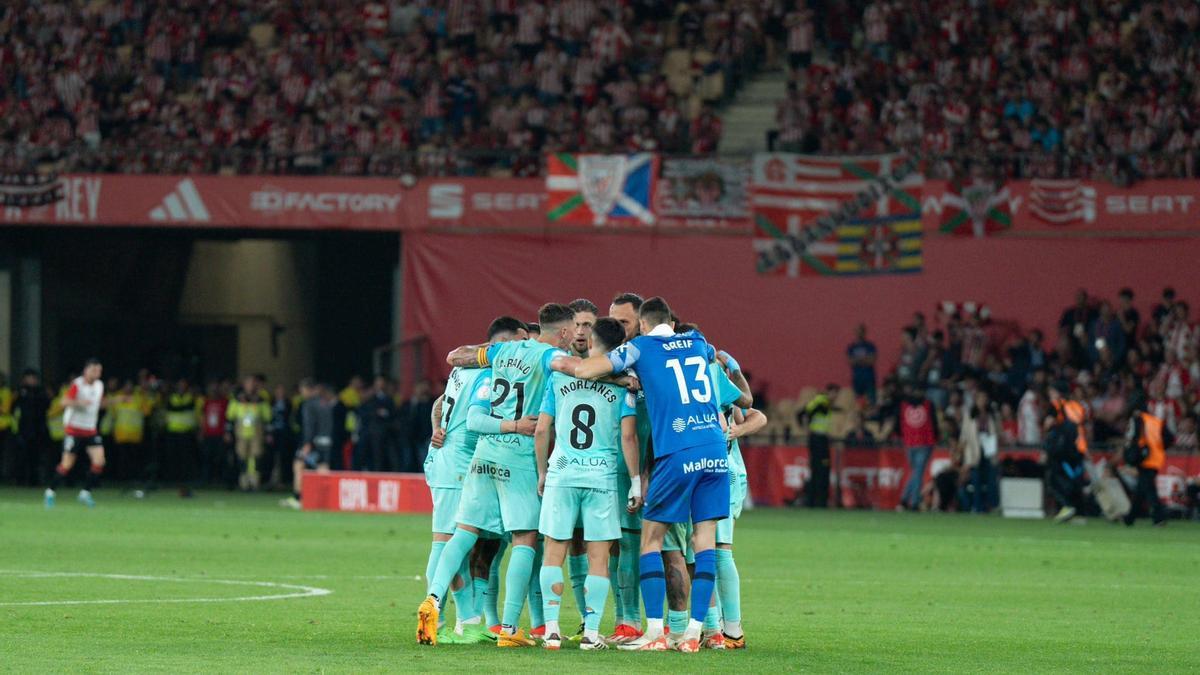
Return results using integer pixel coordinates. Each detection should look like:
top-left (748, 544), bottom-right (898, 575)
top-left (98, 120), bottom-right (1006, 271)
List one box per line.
top-left (577, 338), bottom-right (640, 380)
top-left (446, 342), bottom-right (494, 368)
top-left (729, 407), bottom-right (768, 440)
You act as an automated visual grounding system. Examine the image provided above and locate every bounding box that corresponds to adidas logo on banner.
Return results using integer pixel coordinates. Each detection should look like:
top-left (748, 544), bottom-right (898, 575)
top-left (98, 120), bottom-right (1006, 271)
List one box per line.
top-left (149, 178), bottom-right (210, 222)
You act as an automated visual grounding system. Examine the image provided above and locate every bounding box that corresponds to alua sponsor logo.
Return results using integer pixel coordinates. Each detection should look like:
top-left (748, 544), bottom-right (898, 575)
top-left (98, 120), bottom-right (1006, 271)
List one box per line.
top-left (671, 413), bottom-right (719, 432)
top-left (682, 457), bottom-right (728, 474)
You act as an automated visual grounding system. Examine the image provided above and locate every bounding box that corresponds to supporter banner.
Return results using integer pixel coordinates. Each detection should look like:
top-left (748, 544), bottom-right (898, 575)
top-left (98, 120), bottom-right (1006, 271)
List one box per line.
top-left (743, 446), bottom-right (1200, 509)
top-left (923, 179), bottom-right (1200, 235)
top-left (301, 471), bottom-right (433, 514)
top-left (655, 158), bottom-right (750, 231)
top-left (750, 153), bottom-right (924, 275)
top-left (546, 153), bottom-right (658, 226)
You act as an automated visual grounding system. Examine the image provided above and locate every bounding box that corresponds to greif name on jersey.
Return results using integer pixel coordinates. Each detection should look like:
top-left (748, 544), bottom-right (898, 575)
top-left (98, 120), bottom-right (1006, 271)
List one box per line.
top-left (671, 412), bottom-right (720, 433)
top-left (682, 457), bottom-right (728, 474)
top-left (661, 338), bottom-right (695, 351)
top-left (494, 357), bottom-right (532, 375)
top-left (557, 378), bottom-right (619, 403)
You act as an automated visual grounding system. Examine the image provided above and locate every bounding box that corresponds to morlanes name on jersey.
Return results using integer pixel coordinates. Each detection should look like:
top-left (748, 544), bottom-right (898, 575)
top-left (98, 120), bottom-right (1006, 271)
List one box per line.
top-left (556, 378), bottom-right (619, 403)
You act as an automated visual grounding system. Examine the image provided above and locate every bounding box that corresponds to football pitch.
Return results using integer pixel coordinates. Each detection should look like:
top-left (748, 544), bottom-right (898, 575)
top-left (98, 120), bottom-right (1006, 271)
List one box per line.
top-left (2, 488), bottom-right (1197, 673)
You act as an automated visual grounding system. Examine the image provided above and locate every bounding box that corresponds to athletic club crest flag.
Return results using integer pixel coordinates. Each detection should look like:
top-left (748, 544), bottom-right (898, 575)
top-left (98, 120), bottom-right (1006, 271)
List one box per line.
top-left (546, 153), bottom-right (658, 225)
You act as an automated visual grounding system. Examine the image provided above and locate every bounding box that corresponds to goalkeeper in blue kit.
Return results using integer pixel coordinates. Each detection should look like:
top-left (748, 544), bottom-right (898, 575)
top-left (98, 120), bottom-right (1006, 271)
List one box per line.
top-left (575, 297), bottom-right (733, 653)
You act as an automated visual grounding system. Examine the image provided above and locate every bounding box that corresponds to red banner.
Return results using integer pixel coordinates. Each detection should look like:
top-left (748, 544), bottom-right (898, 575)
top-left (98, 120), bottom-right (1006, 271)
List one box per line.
top-left (922, 179), bottom-right (1200, 235)
top-left (300, 471), bottom-right (433, 514)
top-left (0, 174), bottom-right (544, 231)
top-left (743, 446), bottom-right (1200, 510)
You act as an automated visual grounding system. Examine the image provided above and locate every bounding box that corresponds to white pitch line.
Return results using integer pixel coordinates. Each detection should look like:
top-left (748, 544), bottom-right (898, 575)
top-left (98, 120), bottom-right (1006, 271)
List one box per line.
top-left (0, 571), bottom-right (332, 606)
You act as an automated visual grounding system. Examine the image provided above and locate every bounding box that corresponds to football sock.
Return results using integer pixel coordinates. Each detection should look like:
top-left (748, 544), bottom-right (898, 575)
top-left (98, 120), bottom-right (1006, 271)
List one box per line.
top-left (639, 552), bottom-right (666, 625)
top-left (484, 539), bottom-right (507, 626)
top-left (85, 464), bottom-right (102, 490)
top-left (501, 545), bottom-right (535, 632)
top-left (450, 556), bottom-right (476, 621)
top-left (716, 548), bottom-right (742, 628)
top-left (472, 577), bottom-right (490, 624)
top-left (619, 531), bottom-right (642, 624)
top-left (527, 544), bottom-right (545, 628)
top-left (568, 554), bottom-right (588, 622)
top-left (609, 552), bottom-right (624, 623)
top-left (668, 609), bottom-right (689, 635)
top-left (583, 574), bottom-right (609, 639)
top-left (690, 548), bottom-right (718, 623)
top-left (427, 528), bottom-right (477, 599)
top-left (539, 565), bottom-right (563, 632)
top-left (704, 603), bottom-right (721, 632)
top-left (425, 541), bottom-right (446, 589)
top-left (49, 464), bottom-right (67, 490)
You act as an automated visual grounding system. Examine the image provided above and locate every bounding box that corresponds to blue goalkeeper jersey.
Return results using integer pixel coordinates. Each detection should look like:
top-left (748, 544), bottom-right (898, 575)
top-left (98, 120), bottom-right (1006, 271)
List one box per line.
top-left (606, 326), bottom-right (722, 458)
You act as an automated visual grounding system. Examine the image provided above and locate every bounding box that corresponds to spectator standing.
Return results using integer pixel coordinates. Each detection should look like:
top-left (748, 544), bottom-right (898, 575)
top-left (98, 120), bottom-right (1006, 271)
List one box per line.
top-left (897, 385), bottom-right (938, 511)
top-left (10, 370), bottom-right (50, 486)
top-left (397, 380), bottom-right (434, 472)
top-left (847, 324), bottom-right (878, 404)
top-left (358, 376), bottom-right (397, 471)
top-left (199, 381), bottom-right (229, 487)
top-left (268, 384), bottom-right (294, 489)
top-left (797, 383), bottom-right (837, 508)
top-left (959, 390), bottom-right (1000, 513)
top-left (1117, 287), bottom-right (1140, 347)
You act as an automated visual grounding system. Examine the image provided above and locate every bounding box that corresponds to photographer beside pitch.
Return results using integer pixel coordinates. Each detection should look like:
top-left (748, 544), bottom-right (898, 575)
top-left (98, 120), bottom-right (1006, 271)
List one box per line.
top-left (575, 297), bottom-right (730, 653)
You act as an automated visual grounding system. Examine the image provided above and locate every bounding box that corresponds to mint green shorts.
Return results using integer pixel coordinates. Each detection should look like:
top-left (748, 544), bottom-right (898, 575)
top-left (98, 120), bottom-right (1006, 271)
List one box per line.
top-left (616, 471), bottom-right (642, 531)
top-left (663, 520), bottom-right (694, 564)
top-left (456, 458), bottom-right (540, 534)
top-left (431, 487), bottom-right (462, 535)
top-left (539, 485), bottom-right (620, 542)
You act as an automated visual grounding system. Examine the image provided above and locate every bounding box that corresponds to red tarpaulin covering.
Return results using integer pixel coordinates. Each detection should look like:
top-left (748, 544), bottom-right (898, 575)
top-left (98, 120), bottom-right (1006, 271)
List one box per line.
top-left (401, 231), bottom-right (1200, 393)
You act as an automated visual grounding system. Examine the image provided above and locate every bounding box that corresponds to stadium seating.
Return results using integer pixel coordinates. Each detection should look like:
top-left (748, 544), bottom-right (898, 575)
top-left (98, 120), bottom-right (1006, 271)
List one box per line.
top-left (0, 0), bottom-right (769, 175)
top-left (773, 1), bottom-right (1200, 180)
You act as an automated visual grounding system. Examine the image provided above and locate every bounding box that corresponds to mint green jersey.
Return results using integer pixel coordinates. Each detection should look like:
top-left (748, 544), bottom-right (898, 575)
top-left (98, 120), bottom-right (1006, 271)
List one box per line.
top-left (540, 372), bottom-right (636, 489)
top-left (425, 366), bottom-right (490, 488)
top-left (469, 339), bottom-right (566, 468)
top-left (712, 363), bottom-right (748, 482)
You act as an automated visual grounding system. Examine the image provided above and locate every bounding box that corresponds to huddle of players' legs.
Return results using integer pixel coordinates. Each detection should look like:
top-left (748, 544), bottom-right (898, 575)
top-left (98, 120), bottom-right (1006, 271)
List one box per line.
top-left (416, 294), bottom-right (766, 652)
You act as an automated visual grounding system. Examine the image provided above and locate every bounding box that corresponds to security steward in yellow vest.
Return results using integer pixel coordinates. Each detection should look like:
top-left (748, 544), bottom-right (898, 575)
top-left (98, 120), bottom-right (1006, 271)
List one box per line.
top-left (798, 383), bottom-right (838, 508)
top-left (226, 377), bottom-right (272, 490)
top-left (0, 372), bottom-right (12, 480)
top-left (1122, 404), bottom-right (1171, 526)
top-left (109, 382), bottom-right (148, 482)
top-left (165, 379), bottom-right (201, 496)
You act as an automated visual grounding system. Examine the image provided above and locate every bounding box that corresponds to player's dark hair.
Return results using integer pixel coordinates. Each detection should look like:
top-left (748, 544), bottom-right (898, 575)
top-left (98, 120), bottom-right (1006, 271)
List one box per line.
top-left (676, 322), bottom-right (699, 333)
top-left (611, 292), bottom-right (644, 310)
top-left (592, 317), bottom-right (626, 352)
top-left (526, 322), bottom-right (541, 335)
top-left (538, 303), bottom-right (575, 328)
top-left (84, 358), bottom-right (102, 367)
top-left (568, 298), bottom-right (599, 315)
top-left (487, 315), bottom-right (527, 339)
top-left (639, 296), bottom-right (672, 327)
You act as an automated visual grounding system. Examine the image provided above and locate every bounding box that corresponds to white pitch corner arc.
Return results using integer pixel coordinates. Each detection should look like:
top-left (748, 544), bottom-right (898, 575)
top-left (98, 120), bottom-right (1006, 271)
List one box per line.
top-left (0, 570), bottom-right (332, 606)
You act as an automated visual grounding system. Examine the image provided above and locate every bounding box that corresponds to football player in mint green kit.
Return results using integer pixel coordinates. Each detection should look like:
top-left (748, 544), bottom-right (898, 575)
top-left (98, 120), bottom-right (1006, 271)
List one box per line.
top-left (422, 316), bottom-right (528, 644)
top-left (417, 303), bottom-right (576, 648)
top-left (535, 317), bottom-right (642, 651)
top-left (605, 293), bottom-right (653, 643)
top-left (714, 401), bottom-right (767, 650)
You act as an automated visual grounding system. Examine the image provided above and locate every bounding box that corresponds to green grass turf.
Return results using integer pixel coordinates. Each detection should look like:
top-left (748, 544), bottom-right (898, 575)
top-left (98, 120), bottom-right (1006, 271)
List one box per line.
top-left (1, 487), bottom-right (1197, 673)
